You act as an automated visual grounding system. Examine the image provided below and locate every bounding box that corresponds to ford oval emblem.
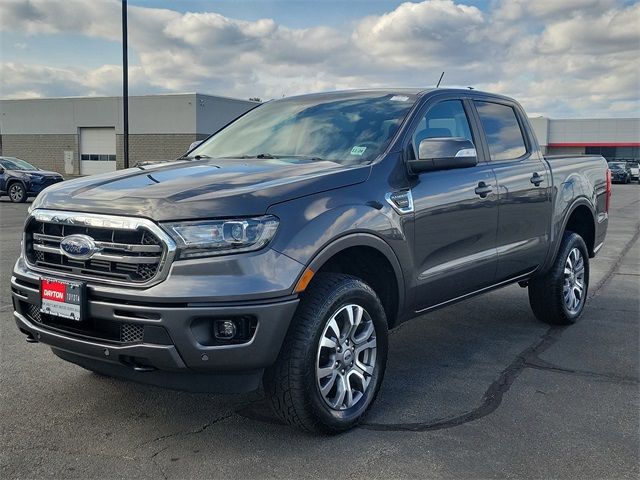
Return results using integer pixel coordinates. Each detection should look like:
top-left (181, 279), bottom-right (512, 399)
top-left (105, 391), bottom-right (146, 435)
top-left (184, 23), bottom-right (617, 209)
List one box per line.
top-left (60, 234), bottom-right (100, 260)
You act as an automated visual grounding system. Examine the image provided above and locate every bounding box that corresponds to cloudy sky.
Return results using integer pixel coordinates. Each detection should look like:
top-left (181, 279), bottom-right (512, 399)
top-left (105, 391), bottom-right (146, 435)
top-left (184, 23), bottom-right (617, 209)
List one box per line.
top-left (1, 0), bottom-right (639, 117)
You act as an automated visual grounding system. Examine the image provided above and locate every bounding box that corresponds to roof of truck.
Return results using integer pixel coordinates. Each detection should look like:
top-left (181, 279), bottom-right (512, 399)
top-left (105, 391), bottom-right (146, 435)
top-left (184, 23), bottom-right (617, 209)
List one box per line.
top-left (279, 87), bottom-right (512, 102)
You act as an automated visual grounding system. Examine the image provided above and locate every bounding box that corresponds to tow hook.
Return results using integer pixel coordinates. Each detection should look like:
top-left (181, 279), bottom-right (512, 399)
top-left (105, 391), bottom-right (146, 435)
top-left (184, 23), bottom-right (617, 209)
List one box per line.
top-left (25, 333), bottom-right (38, 343)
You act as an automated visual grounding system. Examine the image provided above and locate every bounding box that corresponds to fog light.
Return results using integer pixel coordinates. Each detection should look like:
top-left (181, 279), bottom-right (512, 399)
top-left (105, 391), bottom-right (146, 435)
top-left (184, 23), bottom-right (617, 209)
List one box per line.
top-left (214, 320), bottom-right (237, 340)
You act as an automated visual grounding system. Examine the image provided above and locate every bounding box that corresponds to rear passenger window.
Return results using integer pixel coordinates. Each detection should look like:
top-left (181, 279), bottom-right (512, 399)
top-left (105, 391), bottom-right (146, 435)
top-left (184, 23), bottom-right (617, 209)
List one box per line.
top-left (475, 101), bottom-right (527, 161)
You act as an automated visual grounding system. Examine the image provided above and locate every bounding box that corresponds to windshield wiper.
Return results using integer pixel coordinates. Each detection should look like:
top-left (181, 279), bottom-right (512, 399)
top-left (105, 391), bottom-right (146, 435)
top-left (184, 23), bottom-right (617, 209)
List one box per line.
top-left (224, 153), bottom-right (279, 159)
top-left (177, 154), bottom-right (212, 160)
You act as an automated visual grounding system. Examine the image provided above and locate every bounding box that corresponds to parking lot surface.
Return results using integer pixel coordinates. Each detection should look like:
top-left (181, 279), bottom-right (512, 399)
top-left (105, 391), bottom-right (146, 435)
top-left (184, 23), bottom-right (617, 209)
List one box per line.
top-left (1, 185), bottom-right (638, 479)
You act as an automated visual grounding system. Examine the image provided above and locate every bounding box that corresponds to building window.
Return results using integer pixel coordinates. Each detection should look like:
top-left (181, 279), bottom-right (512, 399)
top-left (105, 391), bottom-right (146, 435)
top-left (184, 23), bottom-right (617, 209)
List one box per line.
top-left (585, 146), bottom-right (640, 162)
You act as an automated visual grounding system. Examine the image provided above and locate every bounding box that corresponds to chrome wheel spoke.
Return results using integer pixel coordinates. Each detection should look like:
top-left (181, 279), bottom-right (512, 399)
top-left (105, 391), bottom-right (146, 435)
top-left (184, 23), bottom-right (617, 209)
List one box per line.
top-left (346, 304), bottom-right (364, 341)
top-left (320, 371), bottom-right (337, 397)
top-left (333, 374), bottom-right (347, 408)
top-left (317, 365), bottom-right (334, 380)
top-left (562, 247), bottom-right (586, 314)
top-left (320, 336), bottom-right (338, 349)
top-left (355, 338), bottom-right (376, 356)
top-left (316, 303), bottom-right (377, 411)
top-left (326, 318), bottom-right (341, 342)
top-left (355, 358), bottom-right (375, 375)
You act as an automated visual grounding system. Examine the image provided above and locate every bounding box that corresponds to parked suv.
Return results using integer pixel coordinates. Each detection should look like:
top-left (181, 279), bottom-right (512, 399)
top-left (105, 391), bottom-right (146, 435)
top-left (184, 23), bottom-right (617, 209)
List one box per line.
top-left (12, 89), bottom-right (609, 433)
top-left (0, 156), bottom-right (64, 203)
top-left (609, 161), bottom-right (632, 184)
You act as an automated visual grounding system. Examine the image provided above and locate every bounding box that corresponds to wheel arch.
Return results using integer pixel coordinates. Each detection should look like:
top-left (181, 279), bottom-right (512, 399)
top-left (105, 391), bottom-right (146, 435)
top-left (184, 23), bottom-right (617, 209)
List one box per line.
top-left (6, 178), bottom-right (28, 199)
top-left (545, 198), bottom-right (597, 273)
top-left (304, 233), bottom-right (405, 328)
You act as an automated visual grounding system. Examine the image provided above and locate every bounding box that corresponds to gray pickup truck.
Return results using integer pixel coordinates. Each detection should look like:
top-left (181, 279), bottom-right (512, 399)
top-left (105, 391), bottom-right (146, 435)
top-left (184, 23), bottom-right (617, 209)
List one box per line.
top-left (11, 88), bottom-right (610, 433)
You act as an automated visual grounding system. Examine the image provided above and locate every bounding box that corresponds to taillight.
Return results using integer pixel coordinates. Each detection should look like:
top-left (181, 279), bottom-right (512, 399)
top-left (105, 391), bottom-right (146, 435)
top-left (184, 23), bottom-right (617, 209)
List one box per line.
top-left (605, 168), bottom-right (612, 213)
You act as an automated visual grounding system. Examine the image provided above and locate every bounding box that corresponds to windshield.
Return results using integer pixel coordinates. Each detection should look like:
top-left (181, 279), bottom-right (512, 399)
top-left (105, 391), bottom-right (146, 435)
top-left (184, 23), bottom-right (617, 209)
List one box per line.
top-left (609, 162), bottom-right (625, 170)
top-left (190, 92), bottom-right (418, 165)
top-left (0, 157), bottom-right (38, 171)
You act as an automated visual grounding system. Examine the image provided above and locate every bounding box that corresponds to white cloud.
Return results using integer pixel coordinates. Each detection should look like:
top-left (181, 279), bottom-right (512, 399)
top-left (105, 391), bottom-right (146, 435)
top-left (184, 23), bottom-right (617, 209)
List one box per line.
top-left (0, 0), bottom-right (638, 117)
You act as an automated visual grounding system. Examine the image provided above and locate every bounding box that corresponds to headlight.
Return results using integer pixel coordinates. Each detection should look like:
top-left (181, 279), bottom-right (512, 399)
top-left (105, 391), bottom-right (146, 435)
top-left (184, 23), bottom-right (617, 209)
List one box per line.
top-left (26, 173), bottom-right (44, 183)
top-left (163, 215), bottom-right (279, 259)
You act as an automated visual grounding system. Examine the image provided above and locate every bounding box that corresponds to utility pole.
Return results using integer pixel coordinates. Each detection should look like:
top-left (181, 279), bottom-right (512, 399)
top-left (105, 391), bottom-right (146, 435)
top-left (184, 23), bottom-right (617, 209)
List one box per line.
top-left (122, 0), bottom-right (129, 169)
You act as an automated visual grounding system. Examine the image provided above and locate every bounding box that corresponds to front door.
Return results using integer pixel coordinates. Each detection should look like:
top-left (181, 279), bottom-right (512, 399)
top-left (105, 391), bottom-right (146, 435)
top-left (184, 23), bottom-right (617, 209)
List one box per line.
top-left (409, 99), bottom-right (499, 311)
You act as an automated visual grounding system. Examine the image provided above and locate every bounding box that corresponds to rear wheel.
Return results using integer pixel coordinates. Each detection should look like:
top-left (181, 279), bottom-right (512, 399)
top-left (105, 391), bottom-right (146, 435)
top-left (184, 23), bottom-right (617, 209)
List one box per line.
top-left (8, 182), bottom-right (27, 203)
top-left (264, 273), bottom-right (388, 433)
top-left (528, 232), bottom-right (589, 325)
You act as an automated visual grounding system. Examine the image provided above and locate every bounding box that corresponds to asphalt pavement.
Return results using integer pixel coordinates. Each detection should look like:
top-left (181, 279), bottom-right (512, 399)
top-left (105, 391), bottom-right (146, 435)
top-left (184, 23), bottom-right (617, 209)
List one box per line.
top-left (1, 184), bottom-right (638, 479)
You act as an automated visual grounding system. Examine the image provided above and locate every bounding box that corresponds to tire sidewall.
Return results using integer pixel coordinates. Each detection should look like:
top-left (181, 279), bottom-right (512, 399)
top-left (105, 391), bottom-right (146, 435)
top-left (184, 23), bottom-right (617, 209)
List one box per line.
top-left (558, 233), bottom-right (590, 320)
top-left (304, 280), bottom-right (388, 430)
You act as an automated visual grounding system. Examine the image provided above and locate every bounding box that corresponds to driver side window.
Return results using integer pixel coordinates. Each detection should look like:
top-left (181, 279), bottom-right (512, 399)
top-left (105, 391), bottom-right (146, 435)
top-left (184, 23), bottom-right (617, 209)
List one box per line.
top-left (409, 100), bottom-right (474, 160)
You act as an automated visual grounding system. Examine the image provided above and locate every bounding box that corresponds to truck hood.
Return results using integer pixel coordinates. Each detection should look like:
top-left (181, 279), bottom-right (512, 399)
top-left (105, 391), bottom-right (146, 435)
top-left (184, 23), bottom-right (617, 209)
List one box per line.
top-left (31, 158), bottom-right (370, 221)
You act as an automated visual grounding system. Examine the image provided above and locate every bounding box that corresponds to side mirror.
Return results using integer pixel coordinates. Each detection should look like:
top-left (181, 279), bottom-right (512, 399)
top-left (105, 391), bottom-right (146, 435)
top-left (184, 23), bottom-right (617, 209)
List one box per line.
top-left (187, 140), bottom-right (203, 152)
top-left (0, 167), bottom-right (4, 174)
top-left (409, 137), bottom-right (477, 173)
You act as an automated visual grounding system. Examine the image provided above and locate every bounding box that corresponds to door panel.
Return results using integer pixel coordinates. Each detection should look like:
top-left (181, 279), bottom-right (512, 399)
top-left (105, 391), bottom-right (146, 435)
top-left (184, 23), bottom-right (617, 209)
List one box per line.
top-left (473, 100), bottom-right (552, 281)
top-left (407, 98), bottom-right (499, 311)
top-left (412, 165), bottom-right (498, 310)
top-left (492, 158), bottom-right (552, 280)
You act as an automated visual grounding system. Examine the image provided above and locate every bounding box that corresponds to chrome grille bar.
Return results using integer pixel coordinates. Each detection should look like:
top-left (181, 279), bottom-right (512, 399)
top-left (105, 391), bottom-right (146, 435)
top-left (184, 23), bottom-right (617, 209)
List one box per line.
top-left (24, 209), bottom-right (177, 287)
top-left (32, 244), bottom-right (161, 264)
top-left (32, 233), bottom-right (163, 253)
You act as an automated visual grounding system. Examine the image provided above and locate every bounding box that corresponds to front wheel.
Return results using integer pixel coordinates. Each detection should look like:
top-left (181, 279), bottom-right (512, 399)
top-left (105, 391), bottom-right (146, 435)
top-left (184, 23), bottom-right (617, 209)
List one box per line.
top-left (264, 273), bottom-right (388, 433)
top-left (528, 232), bottom-right (589, 325)
top-left (8, 182), bottom-right (27, 203)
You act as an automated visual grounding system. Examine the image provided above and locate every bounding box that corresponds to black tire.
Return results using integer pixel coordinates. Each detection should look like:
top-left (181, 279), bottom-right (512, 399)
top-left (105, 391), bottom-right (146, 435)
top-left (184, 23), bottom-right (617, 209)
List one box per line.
top-left (8, 182), bottom-right (27, 203)
top-left (264, 273), bottom-right (388, 433)
top-left (528, 232), bottom-right (589, 325)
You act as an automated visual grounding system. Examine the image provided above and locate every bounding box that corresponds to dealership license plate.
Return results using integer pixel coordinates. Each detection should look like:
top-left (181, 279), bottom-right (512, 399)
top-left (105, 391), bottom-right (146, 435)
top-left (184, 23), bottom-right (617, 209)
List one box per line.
top-left (40, 278), bottom-right (84, 321)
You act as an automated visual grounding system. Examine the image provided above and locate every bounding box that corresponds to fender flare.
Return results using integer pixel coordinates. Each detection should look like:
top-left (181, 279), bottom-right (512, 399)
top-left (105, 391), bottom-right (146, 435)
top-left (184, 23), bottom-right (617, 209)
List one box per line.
top-left (544, 197), bottom-right (597, 272)
top-left (303, 232), bottom-right (406, 321)
top-left (5, 178), bottom-right (28, 194)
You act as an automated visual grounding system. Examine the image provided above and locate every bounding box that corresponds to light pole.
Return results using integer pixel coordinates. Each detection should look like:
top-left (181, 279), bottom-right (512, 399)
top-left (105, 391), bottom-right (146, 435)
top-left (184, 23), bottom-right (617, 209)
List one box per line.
top-left (122, 0), bottom-right (129, 169)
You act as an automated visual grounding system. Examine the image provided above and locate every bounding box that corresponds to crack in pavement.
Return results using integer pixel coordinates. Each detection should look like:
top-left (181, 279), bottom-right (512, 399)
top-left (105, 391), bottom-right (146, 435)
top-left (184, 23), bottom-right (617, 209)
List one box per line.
top-left (523, 359), bottom-right (639, 385)
top-left (360, 225), bottom-right (640, 433)
top-left (139, 411), bottom-right (236, 451)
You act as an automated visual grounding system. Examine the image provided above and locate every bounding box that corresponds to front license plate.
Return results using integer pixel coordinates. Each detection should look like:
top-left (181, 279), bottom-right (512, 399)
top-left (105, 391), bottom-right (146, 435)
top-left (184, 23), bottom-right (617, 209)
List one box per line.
top-left (40, 278), bottom-right (84, 321)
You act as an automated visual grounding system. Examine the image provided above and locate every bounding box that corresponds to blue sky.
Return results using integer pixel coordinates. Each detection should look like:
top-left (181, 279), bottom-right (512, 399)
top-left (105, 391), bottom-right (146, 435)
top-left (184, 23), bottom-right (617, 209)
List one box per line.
top-left (1, 0), bottom-right (638, 117)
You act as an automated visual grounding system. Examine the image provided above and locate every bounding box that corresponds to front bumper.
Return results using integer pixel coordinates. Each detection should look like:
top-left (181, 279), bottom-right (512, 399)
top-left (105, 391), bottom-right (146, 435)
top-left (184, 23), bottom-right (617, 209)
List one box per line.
top-left (11, 257), bottom-right (300, 392)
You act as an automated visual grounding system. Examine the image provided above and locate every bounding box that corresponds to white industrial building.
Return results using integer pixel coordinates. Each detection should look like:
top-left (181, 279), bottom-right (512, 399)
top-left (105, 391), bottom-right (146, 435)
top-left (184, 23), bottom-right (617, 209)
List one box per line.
top-left (0, 93), bottom-right (258, 175)
top-left (530, 117), bottom-right (639, 161)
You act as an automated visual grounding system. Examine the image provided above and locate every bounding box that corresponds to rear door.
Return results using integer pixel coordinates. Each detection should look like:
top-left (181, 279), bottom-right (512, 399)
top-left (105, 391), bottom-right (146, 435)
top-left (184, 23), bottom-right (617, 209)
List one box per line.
top-left (408, 96), bottom-right (499, 311)
top-left (472, 99), bottom-right (552, 281)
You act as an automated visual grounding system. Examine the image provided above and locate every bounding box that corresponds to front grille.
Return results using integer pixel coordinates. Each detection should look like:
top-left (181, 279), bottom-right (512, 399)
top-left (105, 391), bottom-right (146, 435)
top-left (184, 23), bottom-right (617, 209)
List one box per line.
top-left (40, 178), bottom-right (63, 189)
top-left (24, 300), bottom-right (146, 344)
top-left (120, 323), bottom-right (145, 343)
top-left (25, 216), bottom-right (166, 284)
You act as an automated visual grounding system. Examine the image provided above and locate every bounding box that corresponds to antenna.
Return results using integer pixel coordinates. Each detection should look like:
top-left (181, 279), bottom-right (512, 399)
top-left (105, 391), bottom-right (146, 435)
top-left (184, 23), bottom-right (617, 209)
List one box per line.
top-left (436, 71), bottom-right (445, 88)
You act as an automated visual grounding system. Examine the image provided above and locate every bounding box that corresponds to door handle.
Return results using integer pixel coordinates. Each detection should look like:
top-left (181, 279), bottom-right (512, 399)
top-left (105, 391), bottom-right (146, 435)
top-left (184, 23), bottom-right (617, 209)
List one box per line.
top-left (530, 172), bottom-right (545, 186)
top-left (475, 181), bottom-right (493, 198)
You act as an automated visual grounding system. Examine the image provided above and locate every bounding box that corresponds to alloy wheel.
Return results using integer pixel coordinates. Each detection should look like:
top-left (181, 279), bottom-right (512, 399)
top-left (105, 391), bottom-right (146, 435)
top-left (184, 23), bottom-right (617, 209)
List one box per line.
top-left (315, 304), bottom-right (377, 411)
top-left (563, 247), bottom-right (585, 314)
top-left (9, 184), bottom-right (25, 202)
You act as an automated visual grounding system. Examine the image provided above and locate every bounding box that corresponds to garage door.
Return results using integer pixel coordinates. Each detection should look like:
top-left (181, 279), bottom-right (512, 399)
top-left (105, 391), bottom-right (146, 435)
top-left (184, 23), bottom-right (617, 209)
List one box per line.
top-left (80, 127), bottom-right (116, 175)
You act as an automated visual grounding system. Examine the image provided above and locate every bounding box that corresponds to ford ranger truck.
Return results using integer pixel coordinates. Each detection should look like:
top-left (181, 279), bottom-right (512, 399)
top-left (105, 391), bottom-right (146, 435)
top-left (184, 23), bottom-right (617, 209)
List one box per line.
top-left (11, 89), bottom-right (610, 433)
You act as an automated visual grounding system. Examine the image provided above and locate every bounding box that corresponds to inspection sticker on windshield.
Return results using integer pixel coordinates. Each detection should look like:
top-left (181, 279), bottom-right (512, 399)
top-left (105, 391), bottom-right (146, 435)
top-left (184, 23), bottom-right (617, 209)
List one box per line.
top-left (390, 95), bottom-right (409, 102)
top-left (350, 146), bottom-right (367, 156)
